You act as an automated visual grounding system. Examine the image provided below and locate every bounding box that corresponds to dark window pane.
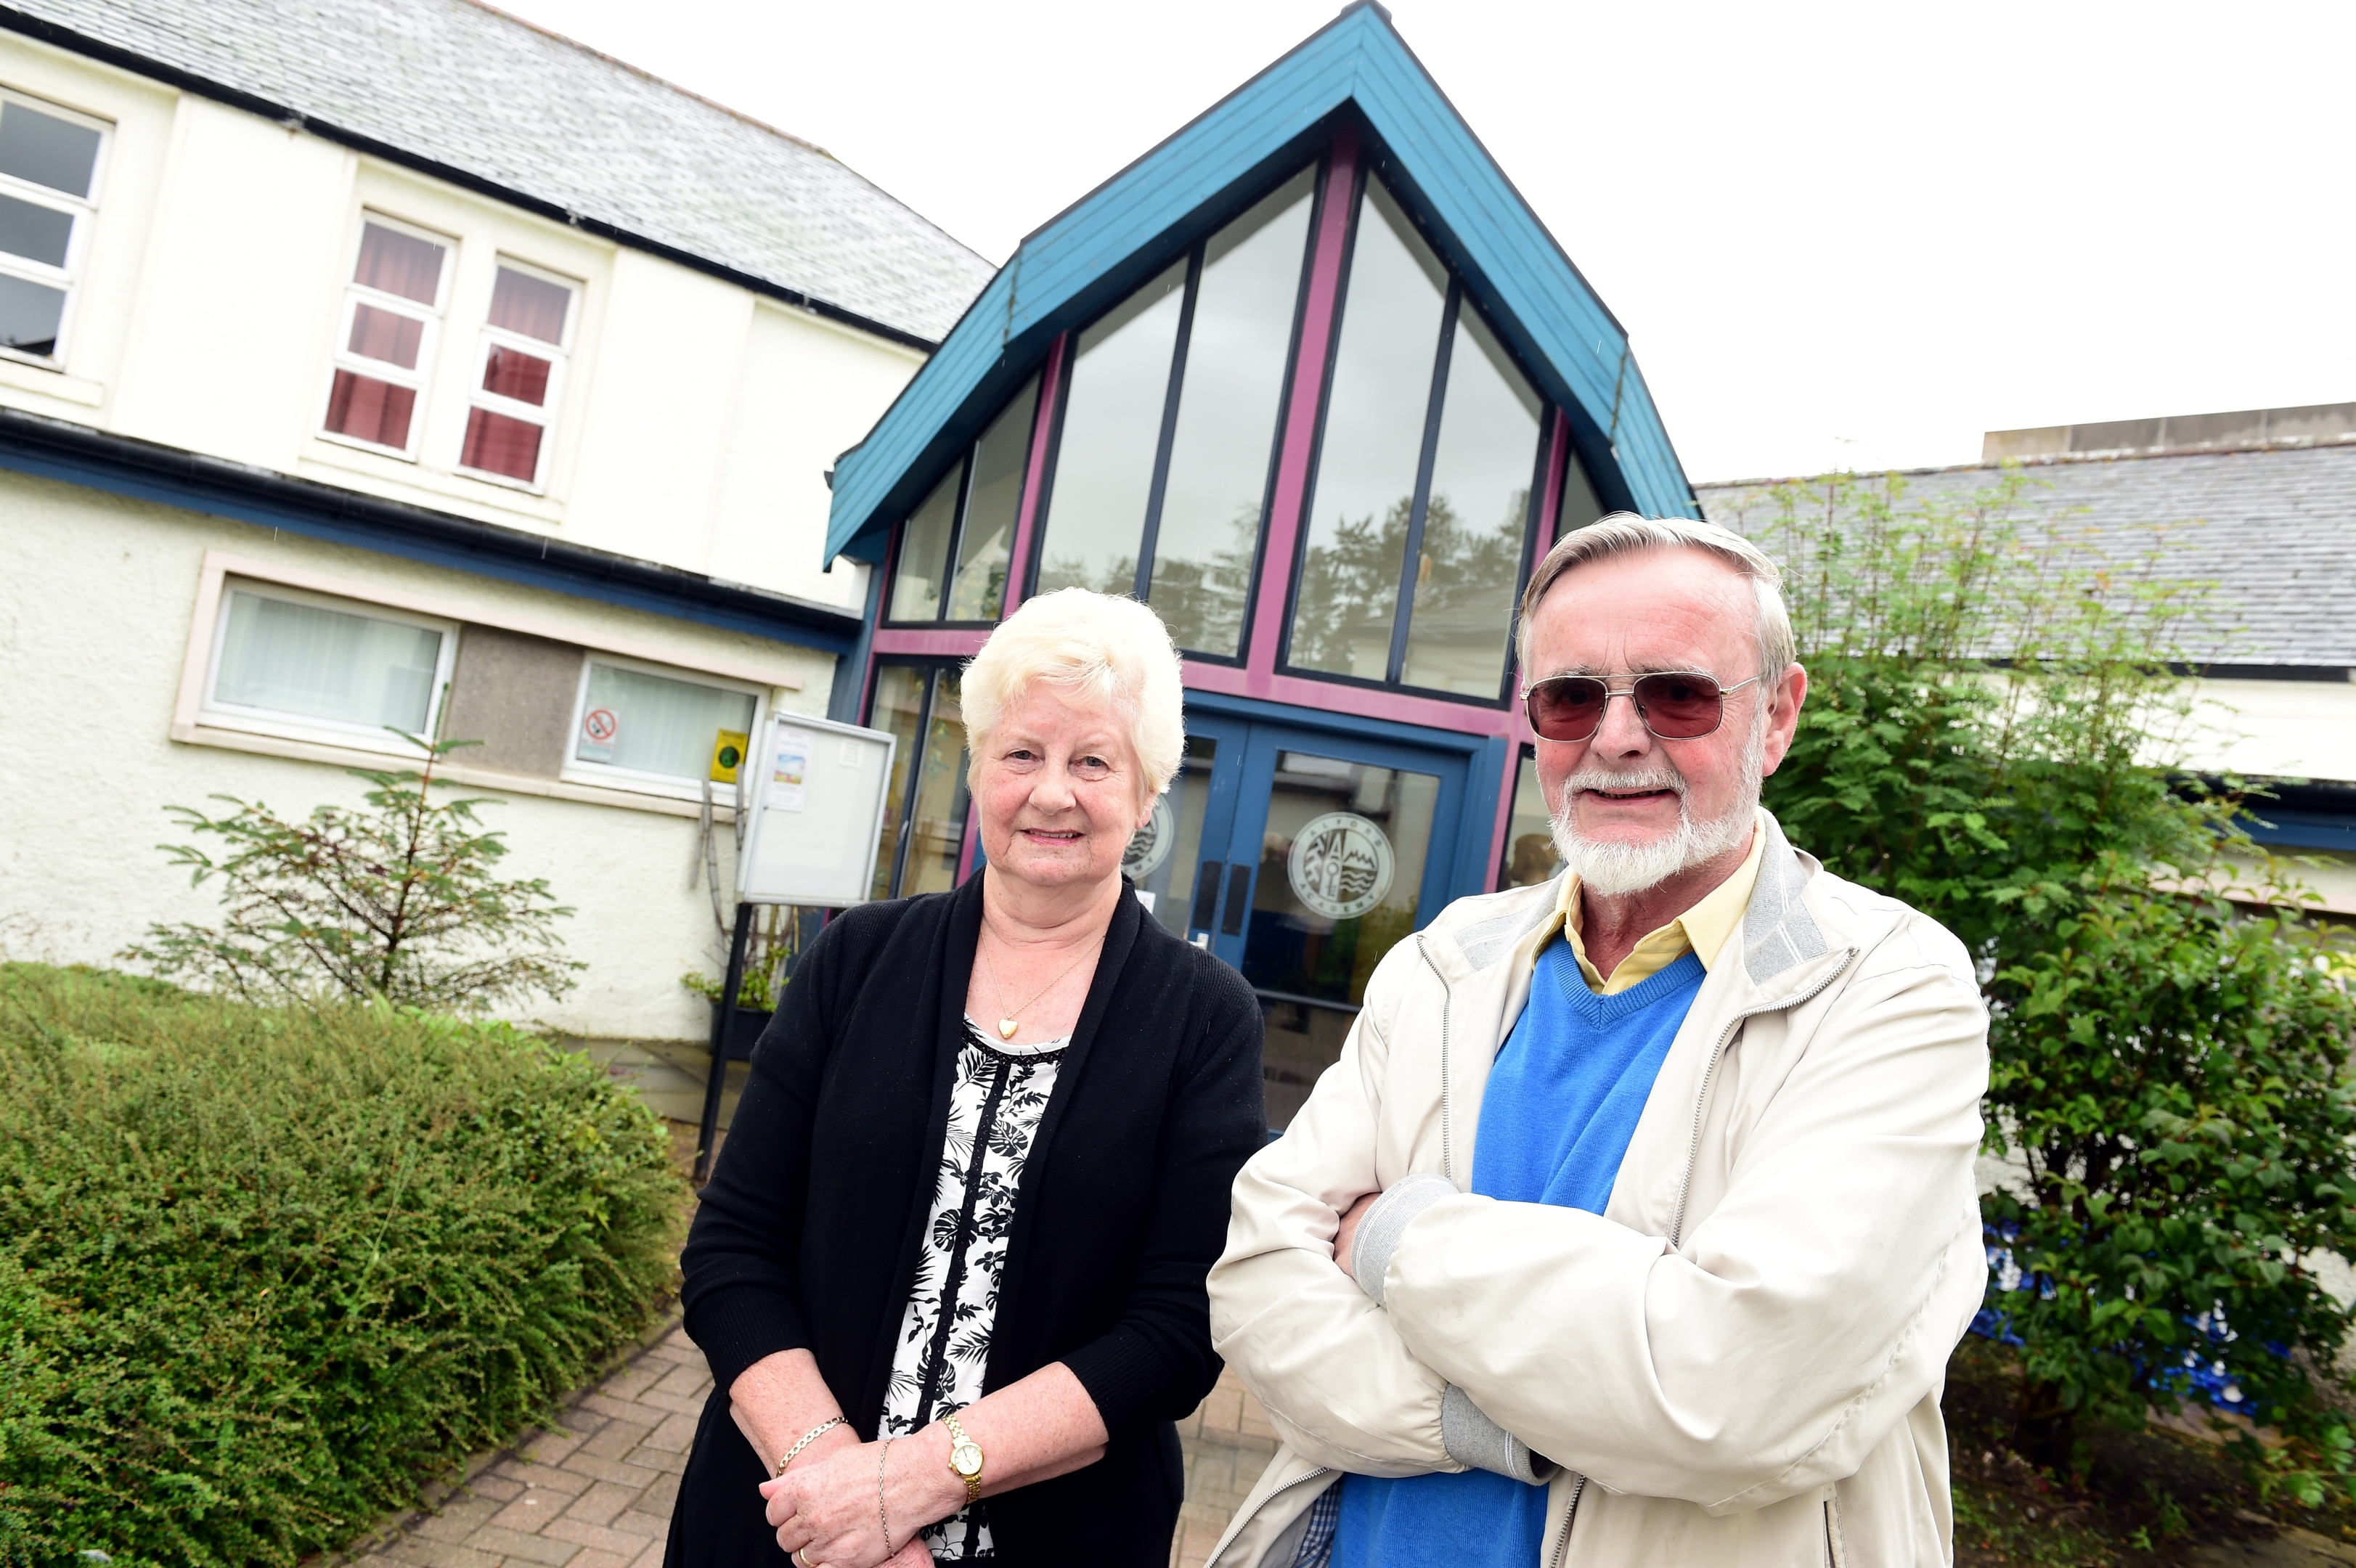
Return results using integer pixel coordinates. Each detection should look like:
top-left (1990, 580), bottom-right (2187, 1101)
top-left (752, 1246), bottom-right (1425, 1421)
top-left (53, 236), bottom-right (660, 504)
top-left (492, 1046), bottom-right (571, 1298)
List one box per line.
top-left (1499, 748), bottom-right (1563, 891)
top-left (481, 345), bottom-right (551, 405)
top-left (0, 102), bottom-right (99, 198)
top-left (1289, 178), bottom-right (1448, 679)
top-left (1130, 733), bottom-right (1220, 939)
top-left (346, 303), bottom-right (423, 369)
top-left (1035, 261), bottom-right (1186, 597)
top-left (324, 369), bottom-right (415, 449)
top-left (903, 670), bottom-right (970, 897)
top-left (460, 407), bottom-right (545, 480)
top-left (945, 375), bottom-right (1038, 621)
top-left (0, 271), bottom-right (63, 354)
top-left (1149, 169), bottom-right (1314, 658)
top-left (354, 221), bottom-right (444, 304)
top-left (887, 466), bottom-right (961, 621)
top-left (0, 192), bottom-right (71, 267)
top-left (1401, 306), bottom-right (1542, 695)
top-left (489, 266), bottom-right (570, 343)
top-left (869, 666), bottom-right (928, 899)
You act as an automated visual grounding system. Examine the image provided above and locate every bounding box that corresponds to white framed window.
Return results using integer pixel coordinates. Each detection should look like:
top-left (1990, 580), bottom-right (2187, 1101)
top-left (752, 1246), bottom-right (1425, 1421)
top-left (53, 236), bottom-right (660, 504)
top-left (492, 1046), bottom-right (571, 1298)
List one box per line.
top-left (457, 258), bottom-right (576, 489)
top-left (563, 654), bottom-right (764, 803)
top-left (0, 86), bottom-right (108, 366)
top-left (199, 580), bottom-right (457, 754)
top-left (320, 213), bottom-right (452, 459)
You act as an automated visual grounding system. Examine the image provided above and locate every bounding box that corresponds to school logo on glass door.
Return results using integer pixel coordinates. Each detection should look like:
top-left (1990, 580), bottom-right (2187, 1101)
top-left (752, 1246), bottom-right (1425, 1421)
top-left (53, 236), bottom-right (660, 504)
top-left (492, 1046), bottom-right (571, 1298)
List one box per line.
top-left (1288, 812), bottom-right (1395, 920)
top-left (1123, 795), bottom-right (1175, 881)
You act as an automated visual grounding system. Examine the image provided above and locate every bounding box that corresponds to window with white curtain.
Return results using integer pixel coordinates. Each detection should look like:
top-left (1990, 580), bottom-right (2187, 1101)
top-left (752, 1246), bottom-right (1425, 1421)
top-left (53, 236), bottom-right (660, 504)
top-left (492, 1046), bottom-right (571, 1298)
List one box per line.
top-left (459, 260), bottom-right (576, 488)
top-left (322, 214), bottom-right (452, 458)
top-left (566, 657), bottom-right (761, 797)
top-left (0, 87), bottom-right (107, 364)
top-left (200, 584), bottom-right (455, 750)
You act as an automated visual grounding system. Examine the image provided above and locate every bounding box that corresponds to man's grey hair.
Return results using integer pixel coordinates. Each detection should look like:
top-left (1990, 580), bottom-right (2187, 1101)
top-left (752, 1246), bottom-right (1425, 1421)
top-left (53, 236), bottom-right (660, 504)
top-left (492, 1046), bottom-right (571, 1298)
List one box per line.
top-left (1515, 513), bottom-right (1798, 683)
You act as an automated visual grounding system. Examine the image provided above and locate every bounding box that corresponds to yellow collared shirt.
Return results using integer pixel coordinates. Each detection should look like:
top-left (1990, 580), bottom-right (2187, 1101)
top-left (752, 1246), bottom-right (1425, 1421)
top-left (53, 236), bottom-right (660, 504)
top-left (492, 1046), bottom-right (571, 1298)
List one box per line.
top-left (1549, 811), bottom-right (1768, 995)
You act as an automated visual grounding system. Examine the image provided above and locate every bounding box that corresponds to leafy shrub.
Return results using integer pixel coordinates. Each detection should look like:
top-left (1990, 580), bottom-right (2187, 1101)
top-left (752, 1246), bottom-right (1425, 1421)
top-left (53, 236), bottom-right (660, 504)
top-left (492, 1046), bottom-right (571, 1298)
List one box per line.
top-left (1742, 469), bottom-right (2356, 1473)
top-left (0, 963), bottom-right (686, 1566)
top-left (125, 739), bottom-right (582, 1014)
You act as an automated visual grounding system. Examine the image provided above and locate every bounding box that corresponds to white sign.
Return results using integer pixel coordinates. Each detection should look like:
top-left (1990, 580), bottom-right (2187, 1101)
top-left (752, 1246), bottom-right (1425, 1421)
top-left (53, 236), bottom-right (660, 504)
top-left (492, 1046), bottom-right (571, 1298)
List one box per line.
top-left (734, 712), bottom-right (896, 906)
top-left (1287, 811), bottom-right (1395, 921)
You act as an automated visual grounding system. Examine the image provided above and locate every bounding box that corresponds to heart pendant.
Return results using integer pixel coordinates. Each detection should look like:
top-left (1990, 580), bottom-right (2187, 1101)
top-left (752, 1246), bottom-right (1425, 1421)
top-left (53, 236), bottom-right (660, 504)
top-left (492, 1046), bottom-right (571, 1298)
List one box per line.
top-left (998, 1018), bottom-right (1019, 1040)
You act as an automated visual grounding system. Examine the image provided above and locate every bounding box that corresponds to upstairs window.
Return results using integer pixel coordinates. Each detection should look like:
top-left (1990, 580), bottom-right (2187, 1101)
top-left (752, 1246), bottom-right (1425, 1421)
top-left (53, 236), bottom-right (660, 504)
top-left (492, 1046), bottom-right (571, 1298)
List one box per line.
top-left (323, 216), bottom-right (450, 458)
top-left (1286, 173), bottom-right (1562, 702)
top-left (460, 261), bottom-right (576, 488)
top-left (0, 89), bottom-right (106, 363)
top-left (1031, 166), bottom-right (1317, 659)
top-left (886, 375), bottom-right (1039, 624)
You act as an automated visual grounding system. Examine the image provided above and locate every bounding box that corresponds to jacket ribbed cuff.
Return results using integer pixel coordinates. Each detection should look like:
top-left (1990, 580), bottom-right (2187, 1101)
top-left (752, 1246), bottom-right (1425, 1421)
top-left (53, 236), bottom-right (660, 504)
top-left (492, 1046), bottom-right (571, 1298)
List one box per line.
top-left (682, 1283), bottom-right (812, 1400)
top-left (1350, 1172), bottom-right (1457, 1305)
top-left (1059, 1324), bottom-right (1173, 1433)
top-left (1441, 1383), bottom-right (1558, 1484)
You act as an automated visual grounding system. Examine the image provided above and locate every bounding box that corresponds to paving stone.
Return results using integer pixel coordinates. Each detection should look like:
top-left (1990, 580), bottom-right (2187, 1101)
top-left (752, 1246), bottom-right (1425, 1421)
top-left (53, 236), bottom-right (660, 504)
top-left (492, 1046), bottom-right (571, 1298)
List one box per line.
top-left (489, 1459), bottom-right (594, 1497)
top-left (578, 1418), bottom-right (658, 1462)
top-left (380, 1540), bottom-right (504, 1568)
top-left (637, 1471), bottom-right (682, 1515)
top-left (642, 1410), bottom-right (701, 1453)
top-left (558, 1452), bottom-right (666, 1488)
top-left (611, 1509), bottom-right (669, 1542)
top-left (467, 1524), bottom-right (582, 1566)
top-left (409, 1493), bottom-right (504, 1540)
top-left (562, 1479), bottom-right (646, 1529)
top-left (543, 1516), bottom-right (648, 1556)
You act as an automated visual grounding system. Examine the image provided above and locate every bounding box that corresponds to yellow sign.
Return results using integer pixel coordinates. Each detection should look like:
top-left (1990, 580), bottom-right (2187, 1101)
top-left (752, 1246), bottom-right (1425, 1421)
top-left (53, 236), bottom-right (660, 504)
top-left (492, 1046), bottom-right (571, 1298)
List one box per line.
top-left (709, 729), bottom-right (749, 784)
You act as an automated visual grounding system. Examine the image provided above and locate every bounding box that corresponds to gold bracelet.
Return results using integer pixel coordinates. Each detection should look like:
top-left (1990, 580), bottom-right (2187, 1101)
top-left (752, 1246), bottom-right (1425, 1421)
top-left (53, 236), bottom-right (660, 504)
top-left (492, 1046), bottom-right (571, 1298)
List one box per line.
top-left (777, 1415), bottom-right (842, 1474)
top-left (877, 1434), bottom-right (897, 1552)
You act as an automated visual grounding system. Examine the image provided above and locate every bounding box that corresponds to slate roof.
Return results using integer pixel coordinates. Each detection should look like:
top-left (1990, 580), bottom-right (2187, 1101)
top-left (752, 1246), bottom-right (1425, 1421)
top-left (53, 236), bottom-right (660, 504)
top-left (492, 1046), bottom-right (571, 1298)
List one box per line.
top-left (1697, 444), bottom-right (2356, 669)
top-left (1, 0), bottom-right (994, 344)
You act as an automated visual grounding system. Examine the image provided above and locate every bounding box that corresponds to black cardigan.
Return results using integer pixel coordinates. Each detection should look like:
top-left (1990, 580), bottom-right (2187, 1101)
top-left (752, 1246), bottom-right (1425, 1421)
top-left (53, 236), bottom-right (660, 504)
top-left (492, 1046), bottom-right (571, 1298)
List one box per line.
top-left (669, 871), bottom-right (1265, 1566)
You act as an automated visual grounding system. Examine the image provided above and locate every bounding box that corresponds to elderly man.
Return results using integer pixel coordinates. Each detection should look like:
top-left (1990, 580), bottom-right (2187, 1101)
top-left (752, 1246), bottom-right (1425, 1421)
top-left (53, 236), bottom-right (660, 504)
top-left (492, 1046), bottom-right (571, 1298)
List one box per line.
top-left (1207, 516), bottom-right (1989, 1567)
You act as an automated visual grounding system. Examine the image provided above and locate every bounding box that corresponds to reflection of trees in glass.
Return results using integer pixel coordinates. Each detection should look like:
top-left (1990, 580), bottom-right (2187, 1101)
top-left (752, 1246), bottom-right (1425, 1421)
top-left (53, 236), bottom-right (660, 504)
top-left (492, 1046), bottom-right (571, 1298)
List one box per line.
top-left (1401, 488), bottom-right (1530, 690)
top-left (1149, 506), bottom-right (1261, 654)
top-left (1287, 495), bottom-right (1412, 675)
top-left (1035, 552), bottom-right (1138, 597)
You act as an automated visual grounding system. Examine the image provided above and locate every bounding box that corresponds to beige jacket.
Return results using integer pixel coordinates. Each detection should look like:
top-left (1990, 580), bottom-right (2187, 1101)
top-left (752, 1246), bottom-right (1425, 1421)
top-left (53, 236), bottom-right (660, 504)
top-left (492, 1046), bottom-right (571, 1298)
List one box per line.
top-left (1206, 814), bottom-right (1989, 1567)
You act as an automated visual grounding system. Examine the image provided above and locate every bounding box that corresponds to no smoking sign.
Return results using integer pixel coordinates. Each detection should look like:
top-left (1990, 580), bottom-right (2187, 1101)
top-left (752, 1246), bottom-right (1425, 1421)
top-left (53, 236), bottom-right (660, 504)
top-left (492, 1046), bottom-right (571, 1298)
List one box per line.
top-left (581, 707), bottom-right (618, 744)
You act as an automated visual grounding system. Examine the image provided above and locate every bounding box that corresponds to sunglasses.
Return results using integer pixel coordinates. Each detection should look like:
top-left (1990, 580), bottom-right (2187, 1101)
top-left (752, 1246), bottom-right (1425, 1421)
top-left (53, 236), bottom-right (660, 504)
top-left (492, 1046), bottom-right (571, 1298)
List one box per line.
top-left (1521, 671), bottom-right (1761, 743)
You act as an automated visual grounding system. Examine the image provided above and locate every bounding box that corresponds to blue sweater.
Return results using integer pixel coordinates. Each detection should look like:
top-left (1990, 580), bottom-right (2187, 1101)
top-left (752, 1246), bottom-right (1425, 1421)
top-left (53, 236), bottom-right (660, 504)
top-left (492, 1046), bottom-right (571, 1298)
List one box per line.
top-left (1334, 941), bottom-right (1708, 1567)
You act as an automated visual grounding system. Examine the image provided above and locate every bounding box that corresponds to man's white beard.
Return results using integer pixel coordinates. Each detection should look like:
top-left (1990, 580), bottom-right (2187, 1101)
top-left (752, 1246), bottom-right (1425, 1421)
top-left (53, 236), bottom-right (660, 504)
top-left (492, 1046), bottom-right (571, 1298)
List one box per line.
top-left (1549, 727), bottom-right (1763, 897)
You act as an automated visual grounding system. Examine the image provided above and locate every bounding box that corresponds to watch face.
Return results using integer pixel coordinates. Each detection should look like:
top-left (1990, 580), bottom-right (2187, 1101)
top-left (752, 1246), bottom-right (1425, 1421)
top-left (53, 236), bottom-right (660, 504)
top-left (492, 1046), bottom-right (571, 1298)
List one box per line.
top-left (952, 1440), bottom-right (984, 1476)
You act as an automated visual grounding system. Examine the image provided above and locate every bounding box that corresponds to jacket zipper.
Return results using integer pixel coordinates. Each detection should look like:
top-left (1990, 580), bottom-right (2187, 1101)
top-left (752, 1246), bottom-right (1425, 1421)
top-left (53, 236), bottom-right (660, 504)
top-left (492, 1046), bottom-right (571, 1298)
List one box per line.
top-left (1547, 1473), bottom-right (1586, 1568)
top-left (1664, 962), bottom-right (1847, 1247)
top-left (1247, 1466), bottom-right (1335, 1568)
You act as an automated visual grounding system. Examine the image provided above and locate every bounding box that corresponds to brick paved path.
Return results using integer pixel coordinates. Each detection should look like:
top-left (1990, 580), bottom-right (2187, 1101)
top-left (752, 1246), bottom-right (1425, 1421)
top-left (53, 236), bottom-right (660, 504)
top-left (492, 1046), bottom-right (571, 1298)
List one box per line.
top-left (356, 1320), bottom-right (1276, 1568)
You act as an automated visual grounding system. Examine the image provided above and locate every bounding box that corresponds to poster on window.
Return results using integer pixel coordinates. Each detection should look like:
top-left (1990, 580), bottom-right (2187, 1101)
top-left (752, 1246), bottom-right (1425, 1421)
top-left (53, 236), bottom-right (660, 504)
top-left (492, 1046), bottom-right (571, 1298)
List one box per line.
top-left (769, 727), bottom-right (813, 812)
top-left (578, 706), bottom-right (619, 764)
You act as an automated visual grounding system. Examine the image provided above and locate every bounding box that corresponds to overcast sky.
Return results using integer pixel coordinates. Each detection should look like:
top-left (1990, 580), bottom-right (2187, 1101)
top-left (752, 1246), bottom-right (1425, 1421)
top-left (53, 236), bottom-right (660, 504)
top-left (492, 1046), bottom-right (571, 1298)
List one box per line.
top-left (496, 0), bottom-right (2356, 485)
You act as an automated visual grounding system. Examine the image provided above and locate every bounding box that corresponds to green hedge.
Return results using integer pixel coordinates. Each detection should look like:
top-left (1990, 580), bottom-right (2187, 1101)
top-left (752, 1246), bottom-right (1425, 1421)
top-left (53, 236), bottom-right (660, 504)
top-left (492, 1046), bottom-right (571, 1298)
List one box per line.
top-left (0, 965), bottom-right (688, 1566)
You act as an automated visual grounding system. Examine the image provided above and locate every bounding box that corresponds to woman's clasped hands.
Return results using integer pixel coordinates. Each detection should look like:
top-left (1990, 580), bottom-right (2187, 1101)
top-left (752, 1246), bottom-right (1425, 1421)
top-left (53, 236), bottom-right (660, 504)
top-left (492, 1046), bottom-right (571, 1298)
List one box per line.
top-left (762, 1424), bottom-right (960, 1568)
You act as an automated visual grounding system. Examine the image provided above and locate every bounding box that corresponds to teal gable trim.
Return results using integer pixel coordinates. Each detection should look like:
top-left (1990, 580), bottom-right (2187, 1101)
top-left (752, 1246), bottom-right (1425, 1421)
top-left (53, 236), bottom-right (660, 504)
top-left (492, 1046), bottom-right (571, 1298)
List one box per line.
top-left (825, 2), bottom-right (1696, 565)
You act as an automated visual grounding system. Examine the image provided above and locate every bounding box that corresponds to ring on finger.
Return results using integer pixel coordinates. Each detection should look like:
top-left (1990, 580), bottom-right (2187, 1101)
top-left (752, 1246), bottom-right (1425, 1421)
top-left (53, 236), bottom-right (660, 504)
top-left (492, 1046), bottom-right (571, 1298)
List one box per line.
top-left (794, 1551), bottom-right (816, 1568)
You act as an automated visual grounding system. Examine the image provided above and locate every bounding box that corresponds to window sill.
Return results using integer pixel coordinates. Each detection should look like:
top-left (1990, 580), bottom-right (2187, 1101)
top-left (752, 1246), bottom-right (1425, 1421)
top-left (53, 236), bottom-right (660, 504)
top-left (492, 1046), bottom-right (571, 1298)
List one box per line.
top-left (0, 354), bottom-right (103, 407)
top-left (297, 443), bottom-right (568, 527)
top-left (171, 721), bottom-right (738, 822)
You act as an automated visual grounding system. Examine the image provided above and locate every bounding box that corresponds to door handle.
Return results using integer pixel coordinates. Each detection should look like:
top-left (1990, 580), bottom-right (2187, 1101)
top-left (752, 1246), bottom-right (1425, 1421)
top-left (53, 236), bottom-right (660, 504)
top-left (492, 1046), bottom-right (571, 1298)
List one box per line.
top-left (1220, 863), bottom-right (1253, 936)
top-left (1191, 860), bottom-right (1222, 934)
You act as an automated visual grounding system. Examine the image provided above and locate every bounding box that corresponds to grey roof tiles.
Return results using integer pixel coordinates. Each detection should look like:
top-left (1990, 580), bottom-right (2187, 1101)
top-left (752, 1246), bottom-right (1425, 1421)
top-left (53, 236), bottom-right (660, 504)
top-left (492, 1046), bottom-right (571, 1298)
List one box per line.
top-left (6, 0), bottom-right (994, 343)
top-left (1698, 444), bottom-right (2356, 669)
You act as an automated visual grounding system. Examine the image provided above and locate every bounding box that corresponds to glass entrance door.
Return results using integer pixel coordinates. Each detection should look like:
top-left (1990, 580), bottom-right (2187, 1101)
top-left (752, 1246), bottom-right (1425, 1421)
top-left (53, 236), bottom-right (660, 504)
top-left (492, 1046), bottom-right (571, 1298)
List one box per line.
top-left (1125, 718), bottom-right (1467, 1129)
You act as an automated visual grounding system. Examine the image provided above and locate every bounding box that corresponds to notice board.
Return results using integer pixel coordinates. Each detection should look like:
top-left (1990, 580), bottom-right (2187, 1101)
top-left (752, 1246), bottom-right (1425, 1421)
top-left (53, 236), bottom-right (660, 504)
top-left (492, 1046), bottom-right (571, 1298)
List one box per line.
top-left (735, 711), bottom-right (897, 906)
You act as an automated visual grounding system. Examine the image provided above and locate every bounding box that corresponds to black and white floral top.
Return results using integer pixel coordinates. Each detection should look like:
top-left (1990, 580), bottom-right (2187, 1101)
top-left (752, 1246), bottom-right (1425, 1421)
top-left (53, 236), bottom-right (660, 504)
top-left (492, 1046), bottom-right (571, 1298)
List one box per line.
top-left (878, 1018), bottom-right (1070, 1563)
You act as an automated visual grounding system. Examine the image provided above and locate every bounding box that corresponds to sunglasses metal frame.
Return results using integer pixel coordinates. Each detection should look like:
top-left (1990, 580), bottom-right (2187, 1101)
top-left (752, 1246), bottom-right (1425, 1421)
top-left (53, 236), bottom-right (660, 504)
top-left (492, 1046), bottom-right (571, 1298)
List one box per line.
top-left (1518, 671), bottom-right (1763, 743)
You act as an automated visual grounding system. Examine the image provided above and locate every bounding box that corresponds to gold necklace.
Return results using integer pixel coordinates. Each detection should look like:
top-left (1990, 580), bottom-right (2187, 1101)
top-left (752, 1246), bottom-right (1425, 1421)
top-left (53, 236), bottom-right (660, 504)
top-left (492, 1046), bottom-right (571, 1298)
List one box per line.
top-left (982, 937), bottom-right (1101, 1041)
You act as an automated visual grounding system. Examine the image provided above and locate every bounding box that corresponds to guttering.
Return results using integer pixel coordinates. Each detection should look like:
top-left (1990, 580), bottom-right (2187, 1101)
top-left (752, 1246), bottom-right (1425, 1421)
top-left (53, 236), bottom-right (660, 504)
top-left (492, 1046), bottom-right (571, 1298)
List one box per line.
top-left (0, 4), bottom-right (941, 356)
top-left (0, 406), bottom-right (865, 655)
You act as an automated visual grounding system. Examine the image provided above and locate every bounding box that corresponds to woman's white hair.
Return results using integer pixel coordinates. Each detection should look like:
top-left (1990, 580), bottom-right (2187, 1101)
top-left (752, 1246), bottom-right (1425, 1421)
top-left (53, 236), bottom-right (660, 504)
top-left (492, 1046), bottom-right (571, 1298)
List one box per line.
top-left (962, 587), bottom-right (1186, 799)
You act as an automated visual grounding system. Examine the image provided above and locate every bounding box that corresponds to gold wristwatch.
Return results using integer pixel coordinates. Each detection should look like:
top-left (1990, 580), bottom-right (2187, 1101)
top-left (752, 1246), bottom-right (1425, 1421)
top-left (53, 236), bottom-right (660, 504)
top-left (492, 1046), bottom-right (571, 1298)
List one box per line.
top-left (942, 1412), bottom-right (984, 1504)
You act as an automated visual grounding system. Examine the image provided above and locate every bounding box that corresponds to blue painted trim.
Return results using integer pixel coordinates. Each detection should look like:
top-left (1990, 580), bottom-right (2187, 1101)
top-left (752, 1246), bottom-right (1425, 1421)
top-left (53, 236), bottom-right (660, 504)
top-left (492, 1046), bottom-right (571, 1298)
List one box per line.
top-left (826, 2), bottom-right (1695, 564)
top-left (0, 408), bottom-right (860, 657)
top-left (829, 563), bottom-right (886, 723)
top-left (2243, 811), bottom-right (2356, 852)
top-left (1181, 686), bottom-right (1491, 757)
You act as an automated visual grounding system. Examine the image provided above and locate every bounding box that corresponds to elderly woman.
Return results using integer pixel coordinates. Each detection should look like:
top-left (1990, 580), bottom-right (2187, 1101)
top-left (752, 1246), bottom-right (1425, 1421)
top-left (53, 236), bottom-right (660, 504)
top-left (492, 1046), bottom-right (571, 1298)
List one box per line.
top-left (667, 588), bottom-right (1265, 1567)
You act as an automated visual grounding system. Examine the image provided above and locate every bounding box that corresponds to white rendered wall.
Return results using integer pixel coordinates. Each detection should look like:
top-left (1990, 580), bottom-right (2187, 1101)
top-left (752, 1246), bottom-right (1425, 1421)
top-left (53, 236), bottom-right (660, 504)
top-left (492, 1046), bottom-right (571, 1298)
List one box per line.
top-left (1, 470), bottom-right (831, 1040)
top-left (0, 33), bottom-right (924, 609)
